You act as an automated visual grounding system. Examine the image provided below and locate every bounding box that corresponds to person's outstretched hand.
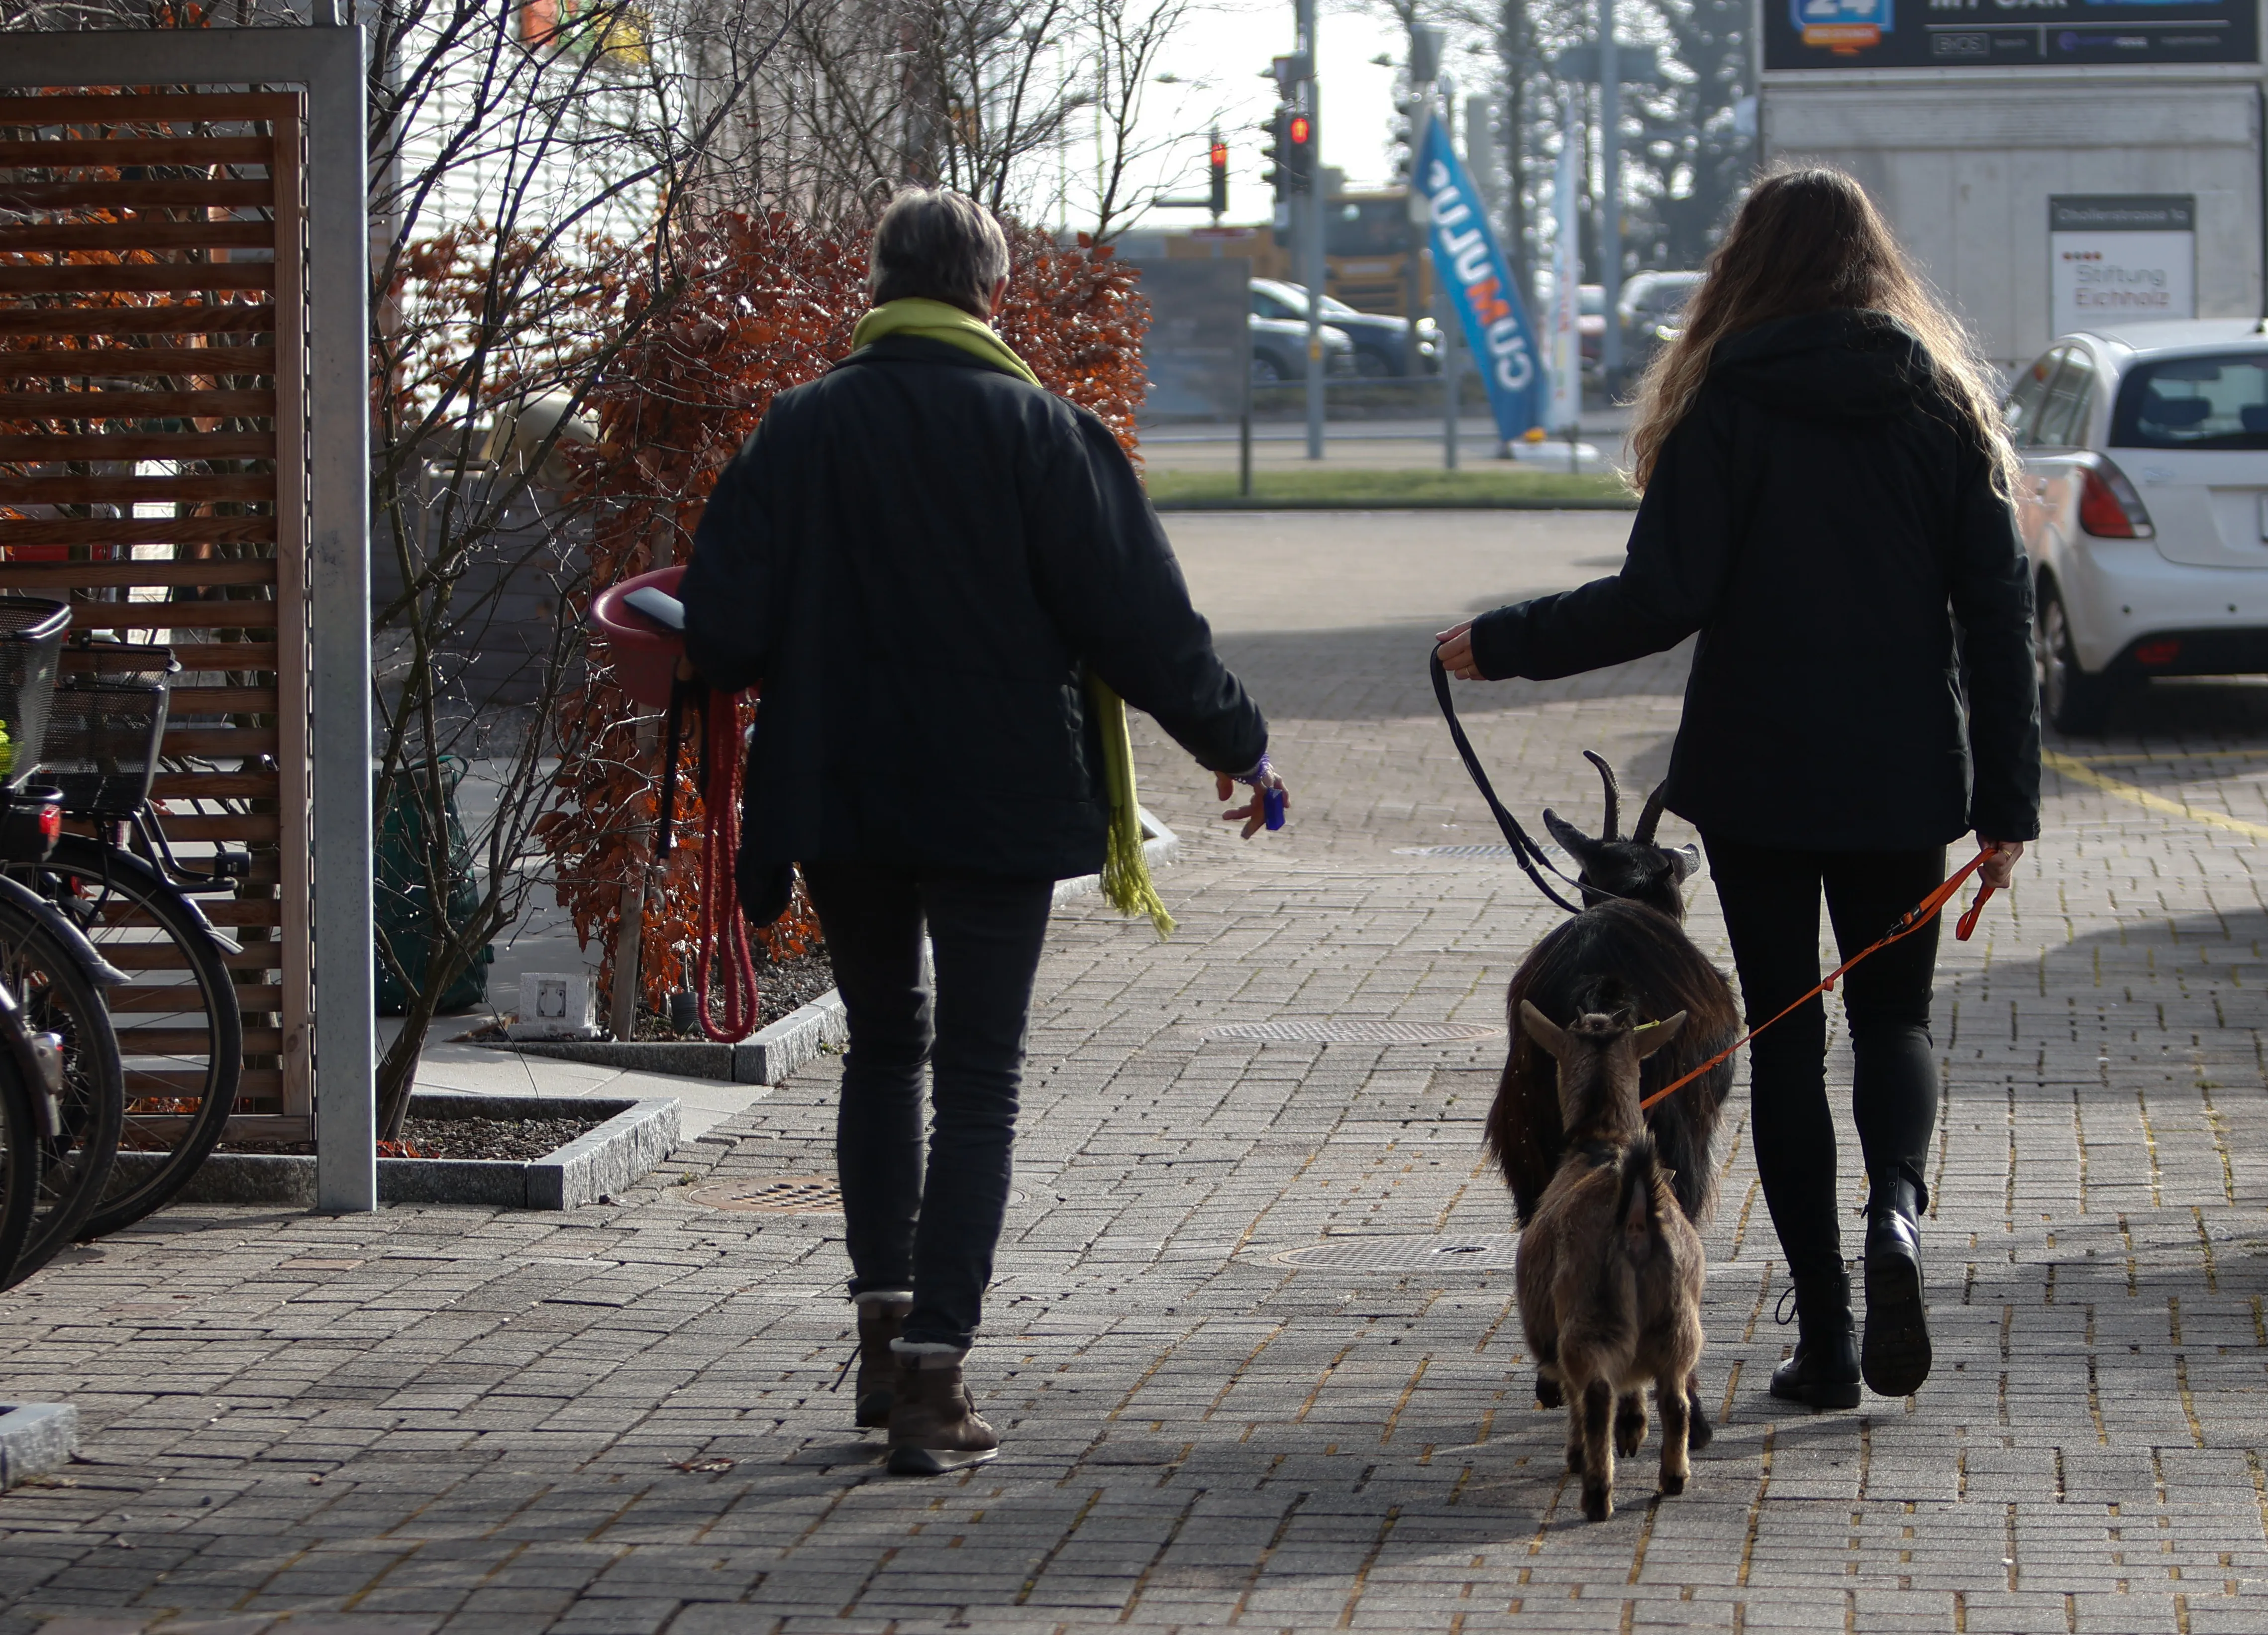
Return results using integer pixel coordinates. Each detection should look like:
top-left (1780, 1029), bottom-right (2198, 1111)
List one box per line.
top-left (1975, 837), bottom-right (2024, 890)
top-left (1435, 621), bottom-right (1482, 680)
top-left (1217, 770), bottom-right (1289, 839)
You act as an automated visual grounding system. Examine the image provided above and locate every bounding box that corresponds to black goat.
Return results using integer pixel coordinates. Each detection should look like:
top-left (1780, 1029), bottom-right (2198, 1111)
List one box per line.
top-left (1484, 753), bottom-right (1740, 1228)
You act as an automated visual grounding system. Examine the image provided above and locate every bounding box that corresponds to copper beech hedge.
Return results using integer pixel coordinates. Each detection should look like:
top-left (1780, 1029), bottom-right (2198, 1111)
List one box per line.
top-left (539, 211), bottom-right (1149, 1018)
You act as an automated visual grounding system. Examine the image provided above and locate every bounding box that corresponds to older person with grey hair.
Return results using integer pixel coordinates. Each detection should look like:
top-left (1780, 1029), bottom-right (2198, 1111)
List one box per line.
top-left (681, 187), bottom-right (1284, 1476)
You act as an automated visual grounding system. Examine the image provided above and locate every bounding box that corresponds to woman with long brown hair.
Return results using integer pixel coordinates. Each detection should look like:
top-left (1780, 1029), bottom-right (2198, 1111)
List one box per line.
top-left (1437, 167), bottom-right (2040, 1409)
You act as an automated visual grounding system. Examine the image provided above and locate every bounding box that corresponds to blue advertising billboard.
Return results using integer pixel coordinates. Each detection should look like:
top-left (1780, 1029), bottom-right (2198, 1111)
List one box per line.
top-left (1764, 0), bottom-right (2256, 69)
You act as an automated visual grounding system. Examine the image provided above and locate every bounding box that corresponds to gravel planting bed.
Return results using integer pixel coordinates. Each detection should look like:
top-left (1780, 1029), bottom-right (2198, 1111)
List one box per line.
top-left (219, 1113), bottom-right (608, 1159)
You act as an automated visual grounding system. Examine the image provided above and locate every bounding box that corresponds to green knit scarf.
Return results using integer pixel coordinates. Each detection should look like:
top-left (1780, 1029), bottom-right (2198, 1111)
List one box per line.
top-left (851, 299), bottom-right (1175, 938)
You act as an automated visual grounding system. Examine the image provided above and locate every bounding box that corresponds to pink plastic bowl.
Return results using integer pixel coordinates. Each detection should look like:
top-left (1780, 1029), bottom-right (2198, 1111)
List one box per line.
top-left (588, 564), bottom-right (688, 708)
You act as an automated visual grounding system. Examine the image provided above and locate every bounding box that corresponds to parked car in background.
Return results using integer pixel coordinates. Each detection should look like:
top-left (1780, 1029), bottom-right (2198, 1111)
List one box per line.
top-left (1249, 278), bottom-right (1439, 377)
top-left (1248, 313), bottom-right (1355, 384)
top-left (1619, 271), bottom-right (1704, 369)
top-left (2006, 320), bottom-right (2268, 732)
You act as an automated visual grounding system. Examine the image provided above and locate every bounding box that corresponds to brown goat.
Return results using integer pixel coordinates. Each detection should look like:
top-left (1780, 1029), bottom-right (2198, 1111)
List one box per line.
top-left (1487, 754), bottom-right (1739, 1228)
top-left (1515, 1001), bottom-right (1706, 1524)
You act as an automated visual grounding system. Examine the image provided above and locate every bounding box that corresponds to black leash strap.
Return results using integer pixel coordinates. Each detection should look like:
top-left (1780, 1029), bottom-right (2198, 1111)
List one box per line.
top-left (1428, 649), bottom-right (1586, 916)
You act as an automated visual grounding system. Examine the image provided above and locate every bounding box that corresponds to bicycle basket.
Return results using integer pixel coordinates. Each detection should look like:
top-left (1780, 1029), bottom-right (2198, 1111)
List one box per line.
top-left (44, 648), bottom-right (177, 817)
top-left (0, 599), bottom-right (72, 787)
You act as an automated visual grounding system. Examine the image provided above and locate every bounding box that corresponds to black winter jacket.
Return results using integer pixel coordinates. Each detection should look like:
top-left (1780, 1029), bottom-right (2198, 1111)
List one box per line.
top-left (1470, 310), bottom-right (2041, 850)
top-left (680, 334), bottom-right (1267, 886)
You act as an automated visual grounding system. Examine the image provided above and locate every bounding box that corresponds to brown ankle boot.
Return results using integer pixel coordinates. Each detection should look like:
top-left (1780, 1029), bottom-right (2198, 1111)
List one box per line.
top-left (854, 1297), bottom-right (912, 1429)
top-left (885, 1349), bottom-right (999, 1475)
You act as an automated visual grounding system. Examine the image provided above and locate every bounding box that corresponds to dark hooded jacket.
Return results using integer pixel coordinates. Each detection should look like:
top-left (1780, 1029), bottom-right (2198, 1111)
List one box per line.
top-left (680, 333), bottom-right (1267, 890)
top-left (1469, 309), bottom-right (2040, 850)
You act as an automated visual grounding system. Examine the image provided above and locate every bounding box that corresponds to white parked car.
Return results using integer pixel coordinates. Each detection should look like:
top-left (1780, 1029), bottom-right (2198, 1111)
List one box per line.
top-left (2007, 320), bottom-right (2268, 733)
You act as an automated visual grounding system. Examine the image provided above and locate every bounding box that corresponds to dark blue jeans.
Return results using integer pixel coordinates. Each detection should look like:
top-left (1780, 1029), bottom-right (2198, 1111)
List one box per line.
top-left (1703, 836), bottom-right (1946, 1289)
top-left (800, 861), bottom-right (1054, 1350)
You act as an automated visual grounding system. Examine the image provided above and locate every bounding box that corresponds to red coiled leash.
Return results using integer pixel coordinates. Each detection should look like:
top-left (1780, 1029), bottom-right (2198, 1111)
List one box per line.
top-left (656, 679), bottom-right (760, 1042)
top-left (1638, 849), bottom-right (2000, 1113)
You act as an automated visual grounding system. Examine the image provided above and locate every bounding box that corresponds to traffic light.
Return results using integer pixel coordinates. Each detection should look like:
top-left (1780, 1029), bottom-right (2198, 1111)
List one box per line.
top-left (1208, 132), bottom-right (1228, 217)
top-left (1284, 110), bottom-right (1316, 193)
top-left (1261, 107), bottom-right (1291, 199)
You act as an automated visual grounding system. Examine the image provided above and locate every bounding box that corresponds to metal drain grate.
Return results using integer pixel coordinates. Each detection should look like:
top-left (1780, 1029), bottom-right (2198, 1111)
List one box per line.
top-left (690, 1176), bottom-right (844, 1214)
top-left (1392, 844), bottom-right (1528, 858)
top-left (1274, 1233), bottom-right (1518, 1271)
top-left (1206, 1020), bottom-right (1505, 1044)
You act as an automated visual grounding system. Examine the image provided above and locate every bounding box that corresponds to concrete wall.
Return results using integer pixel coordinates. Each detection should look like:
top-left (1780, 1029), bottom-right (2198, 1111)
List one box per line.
top-left (1763, 76), bottom-right (2264, 372)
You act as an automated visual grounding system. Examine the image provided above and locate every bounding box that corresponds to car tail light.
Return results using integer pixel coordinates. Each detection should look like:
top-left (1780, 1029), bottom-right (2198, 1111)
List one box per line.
top-left (2134, 639), bottom-right (2184, 666)
top-left (2077, 458), bottom-right (2155, 539)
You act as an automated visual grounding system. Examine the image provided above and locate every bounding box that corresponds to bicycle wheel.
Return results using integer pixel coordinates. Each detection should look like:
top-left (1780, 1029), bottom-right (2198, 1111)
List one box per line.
top-left (0, 887), bottom-right (123, 1283)
top-left (0, 1008), bottom-right (41, 1289)
top-left (11, 835), bottom-right (243, 1237)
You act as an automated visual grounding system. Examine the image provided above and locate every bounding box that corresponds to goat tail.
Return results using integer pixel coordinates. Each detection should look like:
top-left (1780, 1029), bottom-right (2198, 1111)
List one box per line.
top-left (1616, 1133), bottom-right (1665, 1246)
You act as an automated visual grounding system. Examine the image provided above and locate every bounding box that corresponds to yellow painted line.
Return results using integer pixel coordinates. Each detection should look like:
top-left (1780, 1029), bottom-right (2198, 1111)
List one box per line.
top-left (2042, 748), bottom-right (2268, 842)
top-left (2056, 749), bottom-right (2268, 765)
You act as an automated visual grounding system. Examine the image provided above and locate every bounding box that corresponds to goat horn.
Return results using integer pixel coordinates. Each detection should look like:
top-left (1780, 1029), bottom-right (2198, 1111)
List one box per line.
top-left (1634, 781), bottom-right (1668, 845)
top-left (1582, 751), bottom-right (1622, 840)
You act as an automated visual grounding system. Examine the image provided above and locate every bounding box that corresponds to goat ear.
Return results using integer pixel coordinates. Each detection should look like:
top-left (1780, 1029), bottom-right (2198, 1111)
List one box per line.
top-left (1633, 1010), bottom-right (1688, 1059)
top-left (1542, 809), bottom-right (1600, 865)
top-left (1519, 1000), bottom-right (1566, 1060)
top-left (1667, 843), bottom-right (1699, 882)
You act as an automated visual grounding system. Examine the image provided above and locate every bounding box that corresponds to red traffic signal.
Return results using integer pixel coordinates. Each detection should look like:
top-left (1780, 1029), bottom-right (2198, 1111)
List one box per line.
top-left (1284, 113), bottom-right (1315, 191)
top-left (1208, 132), bottom-right (1228, 216)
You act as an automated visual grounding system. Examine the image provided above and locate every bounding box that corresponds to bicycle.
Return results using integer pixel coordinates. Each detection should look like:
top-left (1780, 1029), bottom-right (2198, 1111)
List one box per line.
top-left (0, 976), bottom-right (69, 1289)
top-left (4, 639), bottom-right (245, 1240)
top-left (0, 599), bottom-right (131, 1284)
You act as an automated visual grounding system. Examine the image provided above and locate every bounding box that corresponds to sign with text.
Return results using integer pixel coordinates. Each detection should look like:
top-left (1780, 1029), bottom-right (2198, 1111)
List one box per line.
top-left (2050, 196), bottom-right (2195, 338)
top-left (1764, 0), bottom-right (2256, 70)
top-left (1416, 109), bottom-right (1542, 441)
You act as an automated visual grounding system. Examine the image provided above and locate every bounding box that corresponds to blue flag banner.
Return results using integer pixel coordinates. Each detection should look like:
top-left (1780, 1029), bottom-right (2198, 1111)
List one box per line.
top-left (1418, 113), bottom-right (1542, 441)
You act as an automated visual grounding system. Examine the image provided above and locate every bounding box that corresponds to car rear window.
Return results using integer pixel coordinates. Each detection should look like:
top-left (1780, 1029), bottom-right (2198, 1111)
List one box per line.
top-left (2110, 352), bottom-right (2268, 450)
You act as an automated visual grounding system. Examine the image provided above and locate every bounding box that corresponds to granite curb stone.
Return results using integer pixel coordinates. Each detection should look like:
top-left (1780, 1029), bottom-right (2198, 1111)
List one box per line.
top-left (0, 1403), bottom-right (75, 1489)
top-left (101, 1092), bottom-right (679, 1210)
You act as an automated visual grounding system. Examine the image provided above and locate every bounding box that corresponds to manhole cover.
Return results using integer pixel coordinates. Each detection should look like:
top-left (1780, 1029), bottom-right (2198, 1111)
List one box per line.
top-left (1393, 845), bottom-right (1527, 858)
top-left (689, 1177), bottom-right (844, 1214)
top-left (1274, 1233), bottom-right (1518, 1271)
top-left (1205, 1020), bottom-right (1504, 1044)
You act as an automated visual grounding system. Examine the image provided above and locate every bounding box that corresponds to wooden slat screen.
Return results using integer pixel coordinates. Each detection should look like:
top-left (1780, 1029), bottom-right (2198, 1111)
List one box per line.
top-left (0, 89), bottom-right (311, 1131)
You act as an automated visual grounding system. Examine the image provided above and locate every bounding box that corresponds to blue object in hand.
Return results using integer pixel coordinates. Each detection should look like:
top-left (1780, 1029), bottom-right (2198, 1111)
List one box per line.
top-left (1263, 785), bottom-right (1287, 831)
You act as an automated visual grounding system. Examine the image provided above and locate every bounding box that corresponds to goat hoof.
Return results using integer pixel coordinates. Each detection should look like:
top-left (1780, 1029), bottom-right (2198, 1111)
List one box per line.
top-left (1536, 1377), bottom-right (1564, 1410)
top-left (1615, 1419), bottom-right (1646, 1458)
top-left (1659, 1469), bottom-right (1687, 1497)
top-left (1582, 1487), bottom-right (1612, 1523)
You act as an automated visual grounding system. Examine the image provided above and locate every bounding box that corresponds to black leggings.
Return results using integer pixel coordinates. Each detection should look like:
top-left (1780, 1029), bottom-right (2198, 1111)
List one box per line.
top-left (801, 861), bottom-right (1055, 1350)
top-left (1703, 836), bottom-right (1945, 1286)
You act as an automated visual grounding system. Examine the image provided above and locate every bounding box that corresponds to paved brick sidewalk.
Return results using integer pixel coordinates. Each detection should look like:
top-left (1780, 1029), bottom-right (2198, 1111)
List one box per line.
top-left (6, 514), bottom-right (2268, 1633)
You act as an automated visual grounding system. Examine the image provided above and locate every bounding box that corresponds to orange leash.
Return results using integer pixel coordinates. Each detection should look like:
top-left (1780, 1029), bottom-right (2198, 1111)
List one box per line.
top-left (1637, 849), bottom-right (1998, 1113)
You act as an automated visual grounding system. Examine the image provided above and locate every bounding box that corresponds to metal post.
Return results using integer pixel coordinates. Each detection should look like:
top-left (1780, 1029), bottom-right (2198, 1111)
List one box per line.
top-left (1441, 288), bottom-right (1460, 470)
top-left (1, 28), bottom-right (376, 1214)
top-left (304, 35), bottom-right (377, 1215)
top-left (1239, 336), bottom-right (1254, 498)
top-left (1297, 0), bottom-right (1325, 461)
top-left (1599, 0), bottom-right (1622, 383)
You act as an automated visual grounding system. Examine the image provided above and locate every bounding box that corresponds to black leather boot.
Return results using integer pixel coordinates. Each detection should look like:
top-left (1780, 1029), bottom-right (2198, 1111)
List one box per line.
top-left (853, 1295), bottom-right (913, 1429)
top-left (1862, 1165), bottom-right (1932, 1399)
top-left (1769, 1268), bottom-right (1861, 1411)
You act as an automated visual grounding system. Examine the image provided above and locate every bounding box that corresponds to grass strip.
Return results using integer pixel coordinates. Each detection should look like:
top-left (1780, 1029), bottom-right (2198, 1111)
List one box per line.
top-left (1144, 465), bottom-right (1635, 509)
